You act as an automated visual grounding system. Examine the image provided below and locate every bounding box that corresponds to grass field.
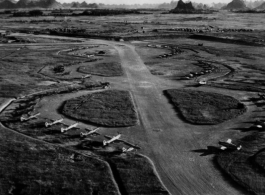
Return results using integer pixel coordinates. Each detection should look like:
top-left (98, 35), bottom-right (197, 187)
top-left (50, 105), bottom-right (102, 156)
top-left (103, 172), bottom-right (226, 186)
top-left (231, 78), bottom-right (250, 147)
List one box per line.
top-left (78, 62), bottom-right (123, 77)
top-left (62, 90), bottom-right (138, 127)
top-left (165, 89), bottom-right (246, 125)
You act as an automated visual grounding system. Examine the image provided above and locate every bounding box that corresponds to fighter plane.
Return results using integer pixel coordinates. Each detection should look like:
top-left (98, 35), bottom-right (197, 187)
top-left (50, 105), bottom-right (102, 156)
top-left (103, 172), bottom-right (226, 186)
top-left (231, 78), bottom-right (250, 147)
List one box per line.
top-left (103, 134), bottom-right (121, 146)
top-left (122, 147), bottom-right (134, 153)
top-left (61, 123), bottom-right (79, 133)
top-left (45, 118), bottom-right (64, 127)
top-left (20, 113), bottom-right (40, 122)
top-left (80, 127), bottom-right (100, 137)
top-left (219, 139), bottom-right (242, 151)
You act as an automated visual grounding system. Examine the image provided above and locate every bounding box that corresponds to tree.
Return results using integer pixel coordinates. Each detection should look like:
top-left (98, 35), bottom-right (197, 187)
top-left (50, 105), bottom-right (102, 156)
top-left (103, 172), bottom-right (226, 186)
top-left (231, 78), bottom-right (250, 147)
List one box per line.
top-left (28, 10), bottom-right (43, 16)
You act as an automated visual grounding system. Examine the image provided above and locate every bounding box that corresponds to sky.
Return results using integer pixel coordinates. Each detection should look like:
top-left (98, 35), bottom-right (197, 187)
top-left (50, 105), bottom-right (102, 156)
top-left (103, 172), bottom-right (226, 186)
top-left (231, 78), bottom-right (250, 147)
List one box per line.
top-left (57, 0), bottom-right (241, 5)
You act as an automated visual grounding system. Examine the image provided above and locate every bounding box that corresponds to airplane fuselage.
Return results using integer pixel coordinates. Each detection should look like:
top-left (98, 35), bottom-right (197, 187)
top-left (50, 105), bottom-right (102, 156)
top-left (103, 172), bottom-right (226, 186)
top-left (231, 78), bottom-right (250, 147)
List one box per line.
top-left (61, 123), bottom-right (78, 133)
top-left (45, 118), bottom-right (63, 127)
top-left (103, 134), bottom-right (121, 146)
top-left (20, 113), bottom-right (40, 122)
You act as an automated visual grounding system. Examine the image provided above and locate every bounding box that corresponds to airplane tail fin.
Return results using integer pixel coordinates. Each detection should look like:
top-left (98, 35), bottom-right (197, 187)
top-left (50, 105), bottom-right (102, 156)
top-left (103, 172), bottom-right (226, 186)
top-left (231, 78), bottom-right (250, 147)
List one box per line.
top-left (80, 132), bottom-right (86, 137)
top-left (103, 140), bottom-right (107, 146)
top-left (122, 147), bottom-right (127, 153)
top-left (61, 128), bottom-right (66, 133)
top-left (227, 139), bottom-right (232, 144)
top-left (45, 122), bottom-right (50, 127)
top-left (20, 117), bottom-right (26, 122)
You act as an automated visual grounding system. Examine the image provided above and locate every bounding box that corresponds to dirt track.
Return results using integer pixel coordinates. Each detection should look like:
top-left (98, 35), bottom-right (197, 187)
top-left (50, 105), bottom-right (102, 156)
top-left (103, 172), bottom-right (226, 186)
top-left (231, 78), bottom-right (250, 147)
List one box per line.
top-left (0, 36), bottom-right (252, 195)
top-left (111, 42), bottom-right (247, 195)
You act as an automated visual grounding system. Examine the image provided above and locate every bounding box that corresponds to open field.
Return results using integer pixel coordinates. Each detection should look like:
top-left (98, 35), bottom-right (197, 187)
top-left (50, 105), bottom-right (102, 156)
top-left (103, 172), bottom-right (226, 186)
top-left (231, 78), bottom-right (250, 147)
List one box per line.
top-left (0, 10), bottom-right (265, 195)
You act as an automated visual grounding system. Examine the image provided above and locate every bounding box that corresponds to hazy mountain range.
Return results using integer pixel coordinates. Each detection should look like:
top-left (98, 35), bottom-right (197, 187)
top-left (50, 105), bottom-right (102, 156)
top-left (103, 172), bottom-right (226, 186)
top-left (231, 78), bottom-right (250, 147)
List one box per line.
top-left (0, 0), bottom-right (264, 10)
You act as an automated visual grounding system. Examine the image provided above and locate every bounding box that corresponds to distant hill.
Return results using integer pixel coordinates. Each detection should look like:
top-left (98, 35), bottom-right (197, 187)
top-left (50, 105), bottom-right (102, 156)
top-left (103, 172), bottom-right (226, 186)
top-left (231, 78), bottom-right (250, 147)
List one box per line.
top-left (0, 0), bottom-right (62, 9)
top-left (245, 0), bottom-right (264, 9)
top-left (0, 0), bottom-right (16, 3)
top-left (70, 1), bottom-right (98, 8)
top-left (170, 0), bottom-right (196, 13)
top-left (255, 2), bottom-right (265, 10)
top-left (0, 0), bottom-right (16, 9)
top-left (222, 0), bottom-right (248, 10)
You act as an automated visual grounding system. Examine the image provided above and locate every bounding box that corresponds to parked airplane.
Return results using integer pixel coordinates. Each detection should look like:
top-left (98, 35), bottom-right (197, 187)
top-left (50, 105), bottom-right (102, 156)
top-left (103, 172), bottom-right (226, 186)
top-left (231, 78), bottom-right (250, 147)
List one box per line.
top-left (219, 139), bottom-right (242, 151)
top-left (80, 127), bottom-right (100, 137)
top-left (255, 123), bottom-right (265, 129)
top-left (45, 118), bottom-right (64, 127)
top-left (103, 134), bottom-right (121, 146)
top-left (81, 74), bottom-right (91, 79)
top-left (198, 80), bottom-right (207, 85)
top-left (61, 123), bottom-right (79, 133)
top-left (122, 147), bottom-right (134, 153)
top-left (20, 113), bottom-right (40, 122)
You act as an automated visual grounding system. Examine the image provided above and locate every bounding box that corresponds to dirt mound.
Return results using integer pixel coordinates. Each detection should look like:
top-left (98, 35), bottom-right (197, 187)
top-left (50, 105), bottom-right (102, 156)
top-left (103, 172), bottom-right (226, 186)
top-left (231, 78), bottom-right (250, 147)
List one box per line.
top-left (62, 90), bottom-right (138, 127)
top-left (165, 89), bottom-right (246, 125)
top-left (217, 133), bottom-right (265, 195)
top-left (223, 0), bottom-right (247, 10)
top-left (78, 62), bottom-right (123, 77)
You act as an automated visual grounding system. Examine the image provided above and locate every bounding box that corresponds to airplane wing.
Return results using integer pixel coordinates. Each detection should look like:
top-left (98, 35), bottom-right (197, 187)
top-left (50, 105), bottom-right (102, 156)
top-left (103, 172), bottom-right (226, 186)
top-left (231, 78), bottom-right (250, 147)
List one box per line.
top-left (227, 139), bottom-right (232, 144)
top-left (104, 135), bottom-right (122, 142)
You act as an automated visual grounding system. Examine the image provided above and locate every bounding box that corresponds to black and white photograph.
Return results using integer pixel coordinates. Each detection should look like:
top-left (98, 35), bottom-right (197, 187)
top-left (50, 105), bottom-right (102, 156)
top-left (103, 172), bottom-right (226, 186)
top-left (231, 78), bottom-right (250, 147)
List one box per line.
top-left (0, 0), bottom-right (265, 194)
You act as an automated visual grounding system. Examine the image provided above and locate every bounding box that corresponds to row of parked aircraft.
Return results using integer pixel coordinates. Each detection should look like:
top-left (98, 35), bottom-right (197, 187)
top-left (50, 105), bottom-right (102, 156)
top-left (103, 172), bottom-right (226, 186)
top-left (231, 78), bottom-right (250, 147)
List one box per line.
top-left (20, 113), bottom-right (136, 151)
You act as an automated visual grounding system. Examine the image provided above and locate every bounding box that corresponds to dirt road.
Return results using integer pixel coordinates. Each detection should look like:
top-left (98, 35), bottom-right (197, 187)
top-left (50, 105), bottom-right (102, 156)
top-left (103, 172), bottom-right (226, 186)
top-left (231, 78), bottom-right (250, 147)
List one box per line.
top-left (111, 42), bottom-right (247, 195)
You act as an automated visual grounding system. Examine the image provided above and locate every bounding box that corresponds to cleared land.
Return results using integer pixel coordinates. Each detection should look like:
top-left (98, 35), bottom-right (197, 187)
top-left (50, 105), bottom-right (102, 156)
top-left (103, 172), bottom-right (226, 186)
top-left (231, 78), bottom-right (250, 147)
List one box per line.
top-left (62, 90), bottom-right (138, 127)
top-left (165, 89), bottom-right (246, 125)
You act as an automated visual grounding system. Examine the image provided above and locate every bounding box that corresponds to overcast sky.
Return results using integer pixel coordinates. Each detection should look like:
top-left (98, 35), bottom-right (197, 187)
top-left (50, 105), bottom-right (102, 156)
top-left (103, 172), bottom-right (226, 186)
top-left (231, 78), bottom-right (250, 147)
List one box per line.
top-left (57, 0), bottom-right (237, 5)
